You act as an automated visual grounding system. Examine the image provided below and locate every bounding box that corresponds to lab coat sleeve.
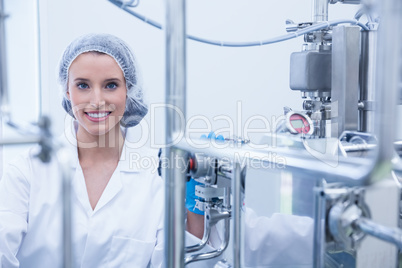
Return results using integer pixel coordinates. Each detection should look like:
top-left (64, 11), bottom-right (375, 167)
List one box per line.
top-left (0, 155), bottom-right (30, 268)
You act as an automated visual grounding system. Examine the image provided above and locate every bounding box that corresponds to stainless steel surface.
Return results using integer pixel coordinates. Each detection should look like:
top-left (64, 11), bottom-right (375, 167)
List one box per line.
top-left (0, 0), bottom-right (9, 118)
top-left (232, 163), bottom-right (241, 268)
top-left (312, 0), bottom-right (328, 22)
top-left (330, 26), bottom-right (360, 138)
top-left (355, 217), bottom-right (402, 249)
top-left (289, 50), bottom-right (332, 93)
top-left (56, 146), bottom-right (73, 268)
top-left (165, 0), bottom-right (187, 265)
top-left (359, 30), bottom-right (377, 133)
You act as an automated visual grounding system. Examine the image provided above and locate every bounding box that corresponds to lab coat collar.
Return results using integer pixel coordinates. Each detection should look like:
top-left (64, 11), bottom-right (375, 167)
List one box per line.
top-left (61, 120), bottom-right (134, 215)
top-left (60, 120), bottom-right (140, 173)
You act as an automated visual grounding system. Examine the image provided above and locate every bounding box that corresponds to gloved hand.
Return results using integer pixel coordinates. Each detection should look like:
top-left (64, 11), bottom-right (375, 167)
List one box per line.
top-left (185, 178), bottom-right (204, 215)
top-left (185, 131), bottom-right (224, 215)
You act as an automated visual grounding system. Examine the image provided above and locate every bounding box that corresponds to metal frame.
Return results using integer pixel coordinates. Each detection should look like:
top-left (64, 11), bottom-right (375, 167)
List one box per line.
top-left (0, 2), bottom-right (72, 267)
top-left (330, 25), bottom-right (360, 137)
top-left (164, 0), bottom-right (401, 267)
top-left (164, 0), bottom-right (187, 267)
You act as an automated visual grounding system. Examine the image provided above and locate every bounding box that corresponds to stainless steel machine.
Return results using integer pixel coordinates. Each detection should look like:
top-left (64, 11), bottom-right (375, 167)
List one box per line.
top-left (163, 0), bottom-right (402, 267)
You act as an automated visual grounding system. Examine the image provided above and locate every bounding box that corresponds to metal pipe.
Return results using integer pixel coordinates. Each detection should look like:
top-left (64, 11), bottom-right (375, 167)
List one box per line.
top-left (184, 215), bottom-right (230, 264)
top-left (313, 180), bottom-right (326, 268)
top-left (34, 0), bottom-right (42, 119)
top-left (312, 0), bottom-right (329, 22)
top-left (185, 209), bottom-right (211, 253)
top-left (359, 30), bottom-right (377, 133)
top-left (0, 136), bottom-right (42, 145)
top-left (0, 0), bottom-right (10, 118)
top-left (164, 0), bottom-right (187, 265)
top-left (330, 0), bottom-right (361, 4)
top-left (165, 148), bottom-right (187, 267)
top-left (174, 140), bottom-right (372, 186)
top-left (232, 163), bottom-right (241, 268)
top-left (354, 218), bottom-right (402, 249)
top-left (371, 0), bottom-right (402, 182)
top-left (56, 146), bottom-right (73, 268)
top-left (342, 143), bottom-right (376, 152)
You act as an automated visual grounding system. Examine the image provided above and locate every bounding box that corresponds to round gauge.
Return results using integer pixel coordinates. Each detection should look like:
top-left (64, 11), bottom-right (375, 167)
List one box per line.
top-left (285, 111), bottom-right (314, 135)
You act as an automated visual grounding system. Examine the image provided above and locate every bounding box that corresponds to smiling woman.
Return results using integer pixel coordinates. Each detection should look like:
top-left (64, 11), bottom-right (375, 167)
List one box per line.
top-left (67, 52), bottom-right (127, 137)
top-left (0, 33), bottom-right (164, 267)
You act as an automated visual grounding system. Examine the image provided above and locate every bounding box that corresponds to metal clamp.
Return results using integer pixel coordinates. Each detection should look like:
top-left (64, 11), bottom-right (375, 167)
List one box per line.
top-left (285, 19), bottom-right (313, 33)
top-left (328, 187), bottom-right (402, 251)
top-left (328, 188), bottom-right (370, 250)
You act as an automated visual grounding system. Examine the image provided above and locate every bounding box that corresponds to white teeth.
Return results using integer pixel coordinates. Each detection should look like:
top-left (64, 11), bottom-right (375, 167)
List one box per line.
top-left (87, 112), bottom-right (110, 118)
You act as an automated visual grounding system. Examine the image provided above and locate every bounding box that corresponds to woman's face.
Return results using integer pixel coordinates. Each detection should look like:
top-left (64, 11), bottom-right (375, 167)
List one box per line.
top-left (67, 52), bottom-right (127, 137)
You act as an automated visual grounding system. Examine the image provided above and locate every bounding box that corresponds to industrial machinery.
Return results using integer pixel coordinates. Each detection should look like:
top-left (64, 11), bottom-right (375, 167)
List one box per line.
top-left (1, 0), bottom-right (402, 267)
top-left (162, 0), bottom-right (402, 267)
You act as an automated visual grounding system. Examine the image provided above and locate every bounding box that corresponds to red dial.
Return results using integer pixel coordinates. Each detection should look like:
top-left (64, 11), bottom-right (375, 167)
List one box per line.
top-left (289, 114), bottom-right (311, 134)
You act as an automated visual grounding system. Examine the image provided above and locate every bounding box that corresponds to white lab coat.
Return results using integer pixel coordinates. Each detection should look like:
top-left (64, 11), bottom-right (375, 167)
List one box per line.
top-left (0, 122), bottom-right (164, 268)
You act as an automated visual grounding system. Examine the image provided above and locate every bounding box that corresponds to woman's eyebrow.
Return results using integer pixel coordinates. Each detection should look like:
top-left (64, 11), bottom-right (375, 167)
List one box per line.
top-left (73, 78), bottom-right (90, 82)
top-left (104, 78), bottom-right (123, 82)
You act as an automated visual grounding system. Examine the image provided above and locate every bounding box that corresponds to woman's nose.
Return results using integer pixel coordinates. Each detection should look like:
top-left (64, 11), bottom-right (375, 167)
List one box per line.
top-left (90, 89), bottom-right (105, 108)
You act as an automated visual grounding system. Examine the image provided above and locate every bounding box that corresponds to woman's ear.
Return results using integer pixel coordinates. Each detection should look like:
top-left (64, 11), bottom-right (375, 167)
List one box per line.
top-left (66, 89), bottom-right (71, 100)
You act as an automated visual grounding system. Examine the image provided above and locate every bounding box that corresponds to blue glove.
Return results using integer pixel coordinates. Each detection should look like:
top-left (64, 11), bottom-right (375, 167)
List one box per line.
top-left (185, 178), bottom-right (204, 215)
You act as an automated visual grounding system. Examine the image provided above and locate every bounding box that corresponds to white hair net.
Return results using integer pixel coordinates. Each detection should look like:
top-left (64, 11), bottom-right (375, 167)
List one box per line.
top-left (58, 33), bottom-right (148, 127)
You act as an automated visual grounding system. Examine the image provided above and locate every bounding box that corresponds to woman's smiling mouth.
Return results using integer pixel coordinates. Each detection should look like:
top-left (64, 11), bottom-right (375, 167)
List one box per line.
top-left (84, 112), bottom-right (112, 122)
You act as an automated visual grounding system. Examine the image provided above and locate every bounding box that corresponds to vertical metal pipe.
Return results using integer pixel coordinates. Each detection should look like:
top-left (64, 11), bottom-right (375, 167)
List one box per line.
top-left (313, 180), bottom-right (326, 268)
top-left (359, 30), bottom-right (377, 133)
top-left (374, 0), bottom-right (401, 167)
top-left (56, 147), bottom-right (72, 268)
top-left (312, 0), bottom-right (329, 22)
top-left (34, 0), bottom-right (42, 119)
top-left (165, 0), bottom-right (187, 266)
top-left (0, 0), bottom-right (10, 118)
top-left (232, 163), bottom-right (241, 268)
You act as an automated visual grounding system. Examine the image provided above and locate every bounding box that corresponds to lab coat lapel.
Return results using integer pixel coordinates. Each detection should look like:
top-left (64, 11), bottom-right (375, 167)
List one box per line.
top-left (72, 165), bottom-right (94, 216)
top-left (62, 122), bottom-right (95, 215)
top-left (93, 165), bottom-right (123, 213)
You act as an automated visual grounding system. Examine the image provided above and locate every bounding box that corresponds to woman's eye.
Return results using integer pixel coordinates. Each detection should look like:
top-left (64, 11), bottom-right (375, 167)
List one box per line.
top-left (77, 83), bottom-right (89, 89)
top-left (106, 82), bottom-right (118, 89)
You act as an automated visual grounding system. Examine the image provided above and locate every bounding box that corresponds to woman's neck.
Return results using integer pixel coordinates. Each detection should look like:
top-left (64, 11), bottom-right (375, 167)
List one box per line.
top-left (76, 126), bottom-right (125, 165)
